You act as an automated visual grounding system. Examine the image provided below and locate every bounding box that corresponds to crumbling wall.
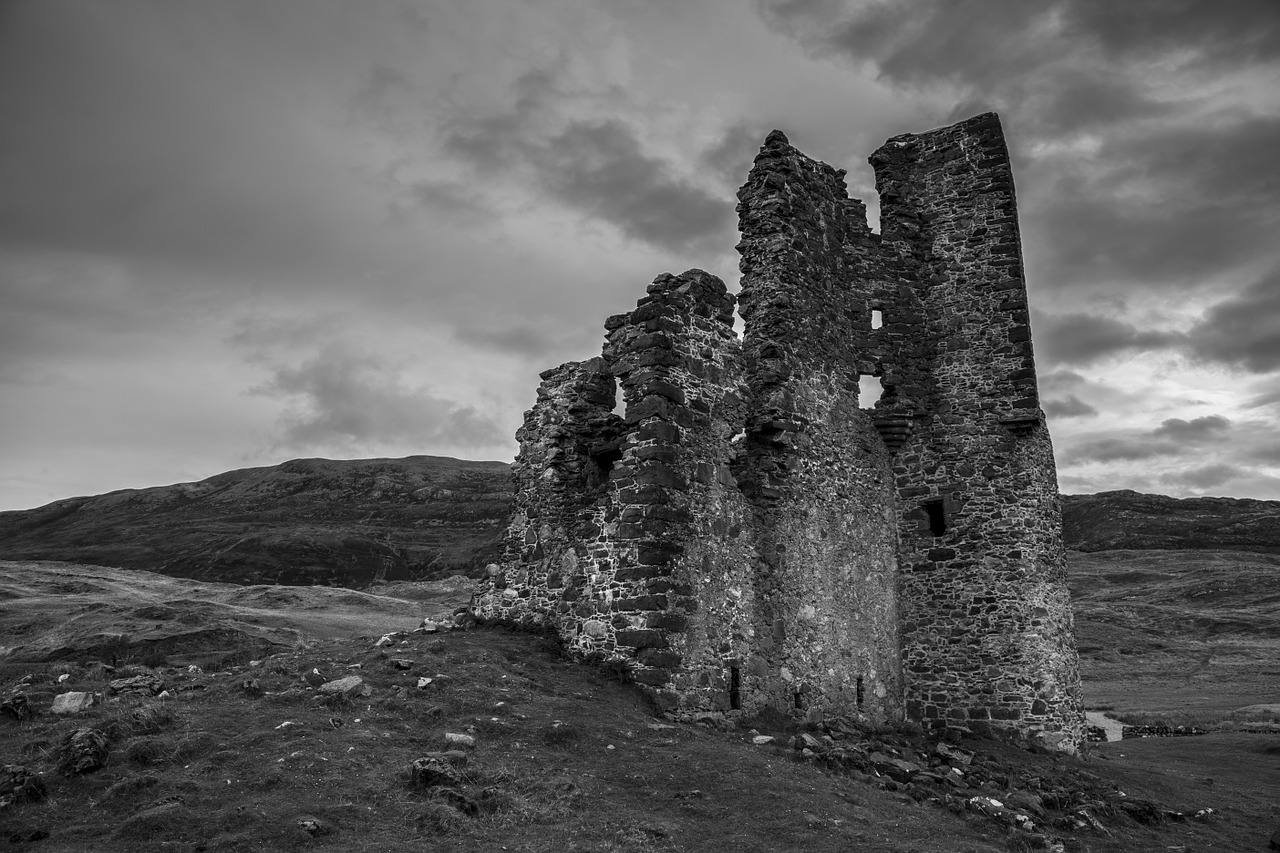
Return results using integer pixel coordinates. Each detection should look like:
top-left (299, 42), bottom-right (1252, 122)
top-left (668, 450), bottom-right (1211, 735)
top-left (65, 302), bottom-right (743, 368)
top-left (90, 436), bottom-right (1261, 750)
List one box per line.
top-left (870, 113), bottom-right (1084, 751)
top-left (734, 131), bottom-right (904, 723)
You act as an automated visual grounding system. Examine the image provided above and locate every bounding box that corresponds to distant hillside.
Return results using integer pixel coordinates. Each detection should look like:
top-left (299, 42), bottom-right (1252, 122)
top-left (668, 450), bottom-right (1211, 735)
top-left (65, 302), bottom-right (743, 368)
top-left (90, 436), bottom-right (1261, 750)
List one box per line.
top-left (0, 456), bottom-right (512, 586)
top-left (1062, 490), bottom-right (1280, 553)
top-left (7, 463), bottom-right (1279, 589)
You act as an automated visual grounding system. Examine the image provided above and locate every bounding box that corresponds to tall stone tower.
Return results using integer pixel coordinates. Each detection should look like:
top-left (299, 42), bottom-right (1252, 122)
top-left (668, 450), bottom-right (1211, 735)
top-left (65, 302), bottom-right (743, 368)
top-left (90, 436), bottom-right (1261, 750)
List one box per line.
top-left (472, 112), bottom-right (1084, 752)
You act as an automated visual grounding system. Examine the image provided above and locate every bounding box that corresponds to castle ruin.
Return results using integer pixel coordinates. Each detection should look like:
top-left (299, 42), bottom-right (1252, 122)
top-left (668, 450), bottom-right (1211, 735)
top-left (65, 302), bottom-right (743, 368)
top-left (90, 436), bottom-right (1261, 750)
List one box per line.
top-left (472, 112), bottom-right (1085, 753)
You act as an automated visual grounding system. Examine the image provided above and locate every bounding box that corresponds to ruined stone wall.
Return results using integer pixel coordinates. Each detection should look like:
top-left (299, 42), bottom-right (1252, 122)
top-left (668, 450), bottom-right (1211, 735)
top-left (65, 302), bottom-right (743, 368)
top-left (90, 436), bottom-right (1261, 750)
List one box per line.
top-left (870, 113), bottom-right (1084, 750)
top-left (473, 112), bottom-right (1083, 752)
top-left (734, 131), bottom-right (904, 723)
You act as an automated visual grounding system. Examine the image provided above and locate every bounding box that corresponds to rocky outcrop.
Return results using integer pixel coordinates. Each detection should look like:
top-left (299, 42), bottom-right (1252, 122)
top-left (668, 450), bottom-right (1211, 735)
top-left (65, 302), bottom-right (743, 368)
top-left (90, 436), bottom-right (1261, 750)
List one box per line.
top-left (1062, 490), bottom-right (1280, 553)
top-left (0, 456), bottom-right (512, 586)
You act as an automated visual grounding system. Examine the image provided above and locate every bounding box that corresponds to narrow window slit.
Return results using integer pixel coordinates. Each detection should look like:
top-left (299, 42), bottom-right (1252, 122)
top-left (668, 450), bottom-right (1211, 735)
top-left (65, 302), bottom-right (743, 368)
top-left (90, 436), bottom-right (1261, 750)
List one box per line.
top-left (924, 499), bottom-right (947, 536)
top-left (856, 676), bottom-right (864, 708)
top-left (729, 666), bottom-right (741, 711)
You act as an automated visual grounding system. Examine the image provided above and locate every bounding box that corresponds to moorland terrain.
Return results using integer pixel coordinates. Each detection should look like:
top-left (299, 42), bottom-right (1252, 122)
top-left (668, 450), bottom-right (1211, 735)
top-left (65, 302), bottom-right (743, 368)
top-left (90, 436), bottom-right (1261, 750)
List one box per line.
top-left (1, 457), bottom-right (1278, 850)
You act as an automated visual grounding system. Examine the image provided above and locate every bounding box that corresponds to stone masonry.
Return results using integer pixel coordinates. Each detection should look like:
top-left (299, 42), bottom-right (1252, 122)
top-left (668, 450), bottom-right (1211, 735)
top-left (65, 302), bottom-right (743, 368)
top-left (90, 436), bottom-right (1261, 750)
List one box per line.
top-left (472, 113), bottom-right (1085, 753)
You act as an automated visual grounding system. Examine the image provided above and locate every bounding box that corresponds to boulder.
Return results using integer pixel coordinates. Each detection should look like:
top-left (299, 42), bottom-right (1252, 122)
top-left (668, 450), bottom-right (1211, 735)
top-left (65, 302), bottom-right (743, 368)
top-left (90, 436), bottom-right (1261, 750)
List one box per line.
top-left (50, 692), bottom-right (98, 715)
top-left (318, 675), bottom-right (366, 697)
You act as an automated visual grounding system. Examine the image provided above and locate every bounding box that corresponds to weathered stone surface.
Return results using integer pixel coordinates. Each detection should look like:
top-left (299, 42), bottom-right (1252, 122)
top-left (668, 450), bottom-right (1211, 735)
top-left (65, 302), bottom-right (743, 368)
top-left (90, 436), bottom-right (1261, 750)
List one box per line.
top-left (50, 691), bottom-right (97, 715)
top-left (108, 674), bottom-right (164, 697)
top-left (472, 113), bottom-right (1083, 752)
top-left (317, 675), bottom-right (365, 697)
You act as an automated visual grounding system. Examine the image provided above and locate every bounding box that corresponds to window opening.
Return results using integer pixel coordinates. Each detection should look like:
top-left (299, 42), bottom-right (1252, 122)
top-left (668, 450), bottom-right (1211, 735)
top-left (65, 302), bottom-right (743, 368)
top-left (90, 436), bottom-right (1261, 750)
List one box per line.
top-left (924, 499), bottom-right (947, 536)
top-left (870, 309), bottom-right (883, 329)
top-left (856, 676), bottom-right (864, 708)
top-left (794, 692), bottom-right (804, 711)
top-left (859, 374), bottom-right (885, 409)
top-left (729, 667), bottom-right (741, 711)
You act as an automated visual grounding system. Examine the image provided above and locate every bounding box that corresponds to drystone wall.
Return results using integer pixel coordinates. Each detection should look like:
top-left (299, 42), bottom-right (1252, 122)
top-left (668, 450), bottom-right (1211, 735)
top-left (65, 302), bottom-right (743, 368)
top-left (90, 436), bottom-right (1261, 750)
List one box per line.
top-left (472, 112), bottom-right (1084, 752)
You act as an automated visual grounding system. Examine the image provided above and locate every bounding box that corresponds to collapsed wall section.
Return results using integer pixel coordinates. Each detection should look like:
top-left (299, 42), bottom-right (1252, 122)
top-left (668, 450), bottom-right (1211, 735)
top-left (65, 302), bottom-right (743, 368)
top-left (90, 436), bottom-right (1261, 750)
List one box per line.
top-left (871, 112), bottom-right (1084, 750)
top-left (475, 270), bottom-right (761, 713)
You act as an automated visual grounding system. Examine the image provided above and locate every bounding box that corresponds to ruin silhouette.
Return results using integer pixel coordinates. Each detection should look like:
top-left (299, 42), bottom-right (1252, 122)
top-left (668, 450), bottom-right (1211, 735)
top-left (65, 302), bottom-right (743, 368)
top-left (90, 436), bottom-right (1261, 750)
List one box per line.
top-left (473, 113), bottom-right (1084, 753)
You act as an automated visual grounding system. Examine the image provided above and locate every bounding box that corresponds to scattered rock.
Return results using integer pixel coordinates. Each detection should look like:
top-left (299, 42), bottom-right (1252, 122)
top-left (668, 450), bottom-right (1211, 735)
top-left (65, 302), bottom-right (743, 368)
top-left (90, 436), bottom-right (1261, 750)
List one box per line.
top-left (797, 733), bottom-right (825, 753)
top-left (0, 694), bottom-right (32, 721)
top-left (444, 732), bottom-right (475, 749)
top-left (410, 756), bottom-right (463, 789)
top-left (296, 815), bottom-right (328, 836)
top-left (56, 674), bottom-right (70, 683)
top-left (934, 742), bottom-right (973, 767)
top-left (869, 752), bottom-right (921, 783)
top-left (0, 765), bottom-right (46, 807)
top-left (57, 728), bottom-right (109, 775)
top-left (239, 678), bottom-right (263, 697)
top-left (416, 677), bottom-right (434, 689)
top-left (318, 675), bottom-right (365, 697)
top-left (50, 691), bottom-right (97, 715)
top-left (391, 659), bottom-right (413, 670)
top-left (108, 674), bottom-right (164, 697)
top-left (303, 669), bottom-right (326, 687)
top-left (752, 735), bottom-right (776, 745)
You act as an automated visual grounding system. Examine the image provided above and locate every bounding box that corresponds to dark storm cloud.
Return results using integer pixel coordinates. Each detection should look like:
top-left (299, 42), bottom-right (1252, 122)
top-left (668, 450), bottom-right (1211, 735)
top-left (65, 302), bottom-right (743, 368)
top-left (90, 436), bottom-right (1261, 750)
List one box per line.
top-left (450, 323), bottom-right (564, 361)
top-left (756, 0), bottom-right (1280, 294)
top-left (1032, 312), bottom-right (1182, 365)
top-left (1063, 414), bottom-right (1239, 466)
top-left (253, 344), bottom-right (506, 451)
top-left (1151, 415), bottom-right (1232, 440)
top-left (1243, 376), bottom-right (1280, 411)
top-left (1161, 463), bottom-right (1245, 491)
top-left (1043, 395), bottom-right (1097, 419)
top-left (1062, 436), bottom-right (1179, 464)
top-left (1185, 270), bottom-right (1280, 373)
top-left (443, 74), bottom-right (732, 253)
top-left (0, 2), bottom-right (375, 279)
top-left (1030, 118), bottom-right (1280, 289)
top-left (756, 0), bottom-right (1280, 96)
top-left (700, 122), bottom-right (769, 190)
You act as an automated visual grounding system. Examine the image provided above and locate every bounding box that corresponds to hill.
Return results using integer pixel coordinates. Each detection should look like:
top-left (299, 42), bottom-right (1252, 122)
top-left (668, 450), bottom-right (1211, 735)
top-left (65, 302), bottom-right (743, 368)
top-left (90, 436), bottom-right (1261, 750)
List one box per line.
top-left (1062, 490), bottom-right (1280, 552)
top-left (0, 457), bottom-right (512, 587)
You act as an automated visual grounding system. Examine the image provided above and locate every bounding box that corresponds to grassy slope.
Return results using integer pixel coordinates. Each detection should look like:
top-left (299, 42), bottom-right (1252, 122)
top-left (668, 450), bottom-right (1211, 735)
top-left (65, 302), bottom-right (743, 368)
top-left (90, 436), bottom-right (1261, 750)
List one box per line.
top-left (0, 456), bottom-right (512, 585)
top-left (1066, 549), bottom-right (1280, 718)
top-left (3, 561), bottom-right (1278, 852)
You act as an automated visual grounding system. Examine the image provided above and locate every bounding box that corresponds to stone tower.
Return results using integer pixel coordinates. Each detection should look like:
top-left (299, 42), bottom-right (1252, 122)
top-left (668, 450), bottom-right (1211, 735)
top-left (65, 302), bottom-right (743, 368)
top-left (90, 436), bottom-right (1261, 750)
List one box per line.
top-left (472, 112), bottom-right (1084, 752)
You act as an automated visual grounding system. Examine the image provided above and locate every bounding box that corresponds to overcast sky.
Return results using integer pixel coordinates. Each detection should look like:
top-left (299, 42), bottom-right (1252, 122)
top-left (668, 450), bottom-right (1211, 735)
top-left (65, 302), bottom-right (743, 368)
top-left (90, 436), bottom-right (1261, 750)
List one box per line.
top-left (2, 0), bottom-right (1279, 510)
